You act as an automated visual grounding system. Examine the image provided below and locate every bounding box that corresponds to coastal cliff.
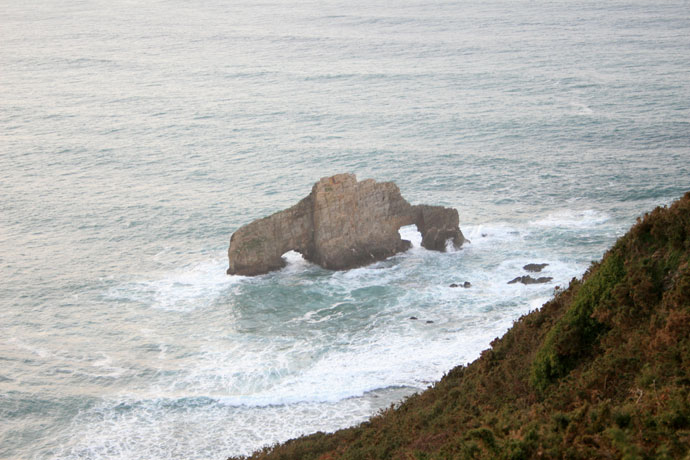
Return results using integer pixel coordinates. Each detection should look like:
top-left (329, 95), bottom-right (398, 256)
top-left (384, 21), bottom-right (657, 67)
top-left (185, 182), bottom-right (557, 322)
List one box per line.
top-left (229, 192), bottom-right (690, 459)
top-left (227, 174), bottom-right (464, 276)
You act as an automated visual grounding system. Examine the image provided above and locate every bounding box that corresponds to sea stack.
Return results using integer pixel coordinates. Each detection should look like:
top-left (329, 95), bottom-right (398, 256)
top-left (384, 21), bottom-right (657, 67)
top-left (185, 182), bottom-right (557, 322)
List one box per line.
top-left (227, 173), bottom-right (465, 276)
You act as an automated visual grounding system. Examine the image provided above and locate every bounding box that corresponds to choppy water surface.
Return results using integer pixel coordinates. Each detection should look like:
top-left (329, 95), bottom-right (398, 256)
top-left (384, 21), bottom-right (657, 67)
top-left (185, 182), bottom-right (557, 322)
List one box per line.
top-left (1, 0), bottom-right (689, 458)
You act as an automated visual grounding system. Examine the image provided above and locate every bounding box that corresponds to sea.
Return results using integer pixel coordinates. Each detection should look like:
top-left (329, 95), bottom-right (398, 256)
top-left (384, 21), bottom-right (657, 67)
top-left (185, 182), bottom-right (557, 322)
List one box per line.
top-left (1, 0), bottom-right (689, 458)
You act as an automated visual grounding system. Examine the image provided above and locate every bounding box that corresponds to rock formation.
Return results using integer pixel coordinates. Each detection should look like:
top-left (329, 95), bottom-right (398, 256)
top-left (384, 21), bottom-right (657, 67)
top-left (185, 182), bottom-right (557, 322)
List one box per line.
top-left (523, 263), bottom-right (549, 272)
top-left (227, 173), bottom-right (465, 276)
top-left (450, 282), bottom-right (472, 288)
top-left (507, 275), bottom-right (553, 285)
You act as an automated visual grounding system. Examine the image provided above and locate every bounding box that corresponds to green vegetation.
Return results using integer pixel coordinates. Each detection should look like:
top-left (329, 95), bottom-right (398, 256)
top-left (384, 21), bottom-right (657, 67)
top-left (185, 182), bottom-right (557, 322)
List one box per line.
top-left (531, 251), bottom-right (624, 393)
top-left (229, 192), bottom-right (690, 460)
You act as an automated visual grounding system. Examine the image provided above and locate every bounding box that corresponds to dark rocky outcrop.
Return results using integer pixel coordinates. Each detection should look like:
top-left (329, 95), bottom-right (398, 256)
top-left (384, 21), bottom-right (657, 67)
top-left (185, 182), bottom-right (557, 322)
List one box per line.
top-left (449, 282), bottom-right (471, 288)
top-left (523, 263), bottom-right (549, 272)
top-left (228, 174), bottom-right (465, 276)
top-left (508, 275), bottom-right (553, 285)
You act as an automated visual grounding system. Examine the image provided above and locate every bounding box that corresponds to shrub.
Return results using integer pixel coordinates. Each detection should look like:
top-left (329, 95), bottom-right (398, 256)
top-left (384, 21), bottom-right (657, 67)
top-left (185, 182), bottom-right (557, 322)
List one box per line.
top-left (531, 253), bottom-right (624, 393)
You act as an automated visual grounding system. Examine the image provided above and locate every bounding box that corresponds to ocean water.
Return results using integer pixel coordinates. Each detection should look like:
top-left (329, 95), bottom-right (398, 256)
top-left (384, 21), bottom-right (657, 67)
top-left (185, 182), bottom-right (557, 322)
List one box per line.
top-left (1, 0), bottom-right (689, 458)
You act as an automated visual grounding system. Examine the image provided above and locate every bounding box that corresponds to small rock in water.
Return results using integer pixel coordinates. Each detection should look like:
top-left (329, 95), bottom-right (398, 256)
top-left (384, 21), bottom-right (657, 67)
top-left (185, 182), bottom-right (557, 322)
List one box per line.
top-left (508, 275), bottom-right (553, 285)
top-left (227, 173), bottom-right (466, 276)
top-left (523, 263), bottom-right (549, 272)
top-left (426, 320), bottom-right (434, 324)
top-left (449, 281), bottom-right (472, 288)
top-left (410, 316), bottom-right (418, 320)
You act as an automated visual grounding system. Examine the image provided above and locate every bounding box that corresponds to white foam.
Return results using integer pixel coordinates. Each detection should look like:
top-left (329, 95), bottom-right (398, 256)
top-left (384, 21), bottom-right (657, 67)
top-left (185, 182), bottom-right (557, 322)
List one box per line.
top-left (7, 337), bottom-right (53, 358)
top-left (569, 100), bottom-right (594, 115)
top-left (398, 224), bottom-right (423, 247)
top-left (49, 394), bottom-right (378, 460)
top-left (152, 276), bottom-right (547, 409)
top-left (280, 250), bottom-right (313, 273)
top-left (130, 318), bottom-right (499, 409)
top-left (288, 303), bottom-right (345, 324)
top-left (461, 222), bottom-right (527, 248)
top-left (90, 353), bottom-right (127, 379)
top-left (82, 219), bottom-right (596, 460)
top-left (528, 295), bottom-right (552, 312)
top-left (107, 258), bottom-right (240, 312)
top-left (531, 209), bottom-right (610, 229)
top-left (5, 338), bottom-right (130, 383)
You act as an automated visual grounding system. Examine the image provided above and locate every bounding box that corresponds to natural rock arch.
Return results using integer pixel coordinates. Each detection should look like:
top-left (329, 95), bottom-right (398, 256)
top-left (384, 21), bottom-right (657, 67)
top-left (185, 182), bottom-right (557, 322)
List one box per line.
top-left (227, 174), bottom-right (465, 276)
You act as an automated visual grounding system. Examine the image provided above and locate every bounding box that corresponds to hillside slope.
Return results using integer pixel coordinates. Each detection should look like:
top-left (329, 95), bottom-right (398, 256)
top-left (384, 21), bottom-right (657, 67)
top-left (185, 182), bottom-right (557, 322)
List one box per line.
top-left (230, 192), bottom-right (690, 460)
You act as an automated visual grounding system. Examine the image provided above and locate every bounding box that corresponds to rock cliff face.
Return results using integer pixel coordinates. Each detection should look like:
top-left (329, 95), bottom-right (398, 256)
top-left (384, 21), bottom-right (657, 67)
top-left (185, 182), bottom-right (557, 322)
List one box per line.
top-left (227, 174), bottom-right (464, 276)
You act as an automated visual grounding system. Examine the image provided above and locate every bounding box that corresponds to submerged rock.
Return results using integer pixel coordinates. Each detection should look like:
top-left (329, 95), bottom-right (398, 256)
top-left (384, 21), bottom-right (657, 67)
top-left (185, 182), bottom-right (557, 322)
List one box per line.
top-left (227, 173), bottom-right (465, 276)
top-left (523, 263), bottom-right (549, 272)
top-left (508, 275), bottom-right (553, 285)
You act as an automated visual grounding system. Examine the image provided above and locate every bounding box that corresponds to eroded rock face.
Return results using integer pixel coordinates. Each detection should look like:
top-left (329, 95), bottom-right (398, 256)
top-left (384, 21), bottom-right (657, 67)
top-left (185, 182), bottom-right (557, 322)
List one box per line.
top-left (227, 173), bottom-right (465, 276)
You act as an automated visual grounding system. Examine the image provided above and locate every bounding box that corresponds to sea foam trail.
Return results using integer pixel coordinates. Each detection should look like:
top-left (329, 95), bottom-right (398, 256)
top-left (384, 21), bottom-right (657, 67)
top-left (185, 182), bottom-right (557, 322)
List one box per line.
top-left (49, 394), bottom-right (380, 460)
top-left (15, 213), bottom-right (627, 460)
top-left (95, 220), bottom-right (586, 407)
top-left (530, 209), bottom-right (610, 229)
top-left (106, 258), bottom-right (239, 312)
